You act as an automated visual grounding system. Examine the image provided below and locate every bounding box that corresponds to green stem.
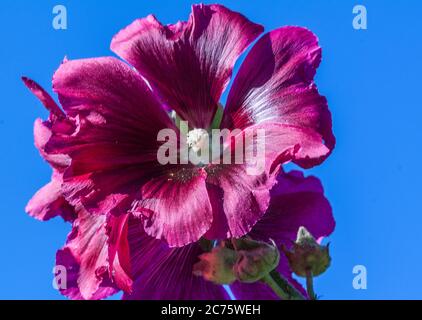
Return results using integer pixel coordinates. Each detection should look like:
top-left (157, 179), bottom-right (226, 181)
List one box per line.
top-left (210, 103), bottom-right (224, 129)
top-left (262, 270), bottom-right (305, 300)
top-left (305, 269), bottom-right (316, 300)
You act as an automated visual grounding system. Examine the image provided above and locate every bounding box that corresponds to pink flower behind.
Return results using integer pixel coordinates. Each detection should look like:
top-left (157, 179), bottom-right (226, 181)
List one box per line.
top-left (23, 4), bottom-right (335, 299)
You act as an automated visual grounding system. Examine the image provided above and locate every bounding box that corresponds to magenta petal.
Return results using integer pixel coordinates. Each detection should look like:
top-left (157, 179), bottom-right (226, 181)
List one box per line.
top-left (133, 167), bottom-right (213, 247)
top-left (22, 76), bottom-right (65, 119)
top-left (204, 164), bottom-right (277, 240)
top-left (25, 171), bottom-right (75, 222)
top-left (23, 78), bottom-right (76, 221)
top-left (51, 56), bottom-right (173, 132)
top-left (23, 77), bottom-right (73, 172)
top-left (56, 248), bottom-right (117, 300)
top-left (205, 123), bottom-right (328, 240)
top-left (238, 123), bottom-right (331, 172)
top-left (222, 26), bottom-right (334, 168)
top-left (49, 57), bottom-right (176, 216)
top-left (202, 183), bottom-right (230, 239)
top-left (107, 214), bottom-right (132, 293)
top-left (56, 209), bottom-right (117, 300)
top-left (111, 4), bottom-right (263, 128)
top-left (33, 118), bottom-right (72, 172)
top-left (251, 170), bottom-right (335, 244)
top-left (56, 208), bottom-right (133, 300)
top-left (123, 217), bottom-right (229, 300)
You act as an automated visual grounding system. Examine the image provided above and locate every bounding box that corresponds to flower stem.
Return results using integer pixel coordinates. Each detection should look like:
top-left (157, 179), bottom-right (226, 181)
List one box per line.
top-left (261, 270), bottom-right (305, 300)
top-left (305, 269), bottom-right (316, 300)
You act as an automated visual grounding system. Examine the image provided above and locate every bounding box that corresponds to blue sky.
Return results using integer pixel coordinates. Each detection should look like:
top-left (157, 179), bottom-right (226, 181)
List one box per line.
top-left (0, 0), bottom-right (421, 299)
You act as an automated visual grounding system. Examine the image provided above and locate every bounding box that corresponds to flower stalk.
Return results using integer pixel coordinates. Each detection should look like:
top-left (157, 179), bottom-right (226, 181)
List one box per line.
top-left (262, 270), bottom-right (305, 300)
top-left (305, 269), bottom-right (316, 300)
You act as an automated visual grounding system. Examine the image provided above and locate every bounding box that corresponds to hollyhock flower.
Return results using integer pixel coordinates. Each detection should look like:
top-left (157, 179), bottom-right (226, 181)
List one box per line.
top-left (23, 4), bottom-right (334, 299)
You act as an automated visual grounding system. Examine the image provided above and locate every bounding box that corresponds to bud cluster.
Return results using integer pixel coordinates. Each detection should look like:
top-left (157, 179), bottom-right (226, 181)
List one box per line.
top-left (193, 238), bottom-right (279, 285)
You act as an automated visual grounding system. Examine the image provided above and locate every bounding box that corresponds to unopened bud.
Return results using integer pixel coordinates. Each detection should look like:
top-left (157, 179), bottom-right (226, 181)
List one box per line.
top-left (193, 245), bottom-right (237, 284)
top-left (193, 238), bottom-right (280, 284)
top-left (283, 226), bottom-right (331, 277)
top-left (233, 239), bottom-right (280, 283)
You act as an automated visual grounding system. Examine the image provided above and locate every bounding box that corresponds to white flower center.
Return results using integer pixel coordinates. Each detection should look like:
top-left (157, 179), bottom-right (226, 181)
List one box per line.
top-left (187, 128), bottom-right (209, 153)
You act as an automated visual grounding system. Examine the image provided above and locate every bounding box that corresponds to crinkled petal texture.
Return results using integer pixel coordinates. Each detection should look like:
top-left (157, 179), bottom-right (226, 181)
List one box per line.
top-left (56, 209), bottom-right (132, 300)
top-left (111, 4), bottom-right (263, 128)
top-left (26, 170), bottom-right (75, 222)
top-left (123, 216), bottom-right (229, 300)
top-left (222, 26), bottom-right (335, 168)
top-left (132, 167), bottom-right (214, 247)
top-left (23, 77), bottom-right (75, 221)
top-left (229, 170), bottom-right (335, 299)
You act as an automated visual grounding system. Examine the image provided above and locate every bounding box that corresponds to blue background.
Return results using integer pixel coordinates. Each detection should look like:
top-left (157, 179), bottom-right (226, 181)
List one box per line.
top-left (0, 0), bottom-right (420, 299)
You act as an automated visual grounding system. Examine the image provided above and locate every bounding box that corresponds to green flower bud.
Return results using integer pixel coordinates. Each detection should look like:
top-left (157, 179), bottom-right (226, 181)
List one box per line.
top-left (283, 226), bottom-right (331, 277)
top-left (193, 245), bottom-right (237, 284)
top-left (193, 238), bottom-right (280, 284)
top-left (233, 239), bottom-right (280, 283)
